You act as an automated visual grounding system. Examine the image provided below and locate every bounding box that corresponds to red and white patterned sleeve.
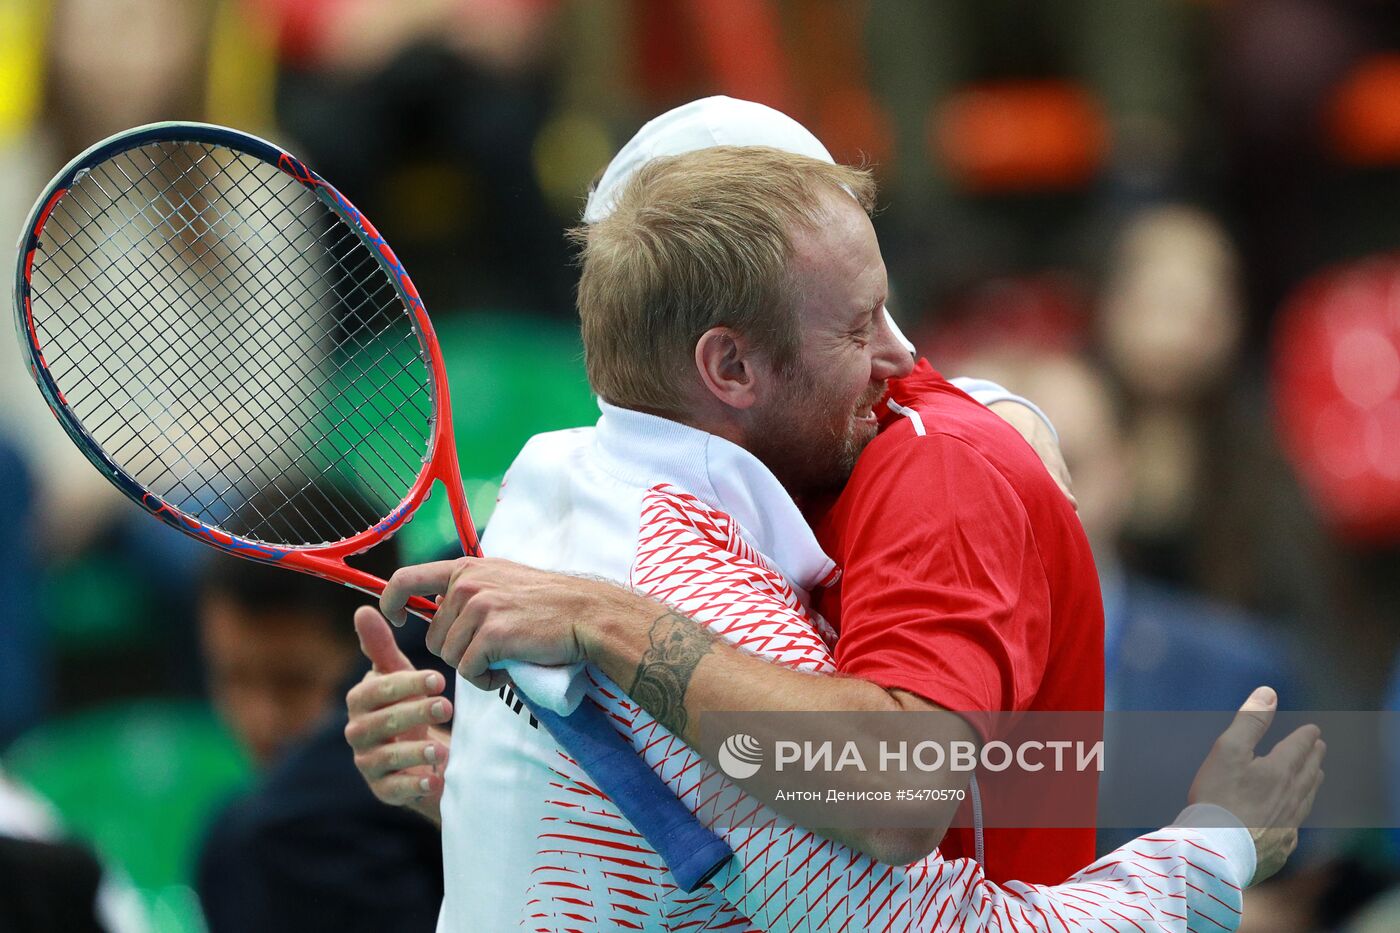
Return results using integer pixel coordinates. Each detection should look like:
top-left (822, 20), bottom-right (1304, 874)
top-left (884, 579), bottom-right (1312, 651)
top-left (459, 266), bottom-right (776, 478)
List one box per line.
top-left (609, 486), bottom-right (1254, 932)
top-left (701, 817), bottom-right (1249, 932)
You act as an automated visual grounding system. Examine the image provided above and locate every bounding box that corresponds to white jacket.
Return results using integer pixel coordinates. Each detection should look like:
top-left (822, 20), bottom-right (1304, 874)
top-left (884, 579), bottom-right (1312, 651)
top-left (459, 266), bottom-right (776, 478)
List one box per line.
top-left (438, 397), bottom-right (1254, 932)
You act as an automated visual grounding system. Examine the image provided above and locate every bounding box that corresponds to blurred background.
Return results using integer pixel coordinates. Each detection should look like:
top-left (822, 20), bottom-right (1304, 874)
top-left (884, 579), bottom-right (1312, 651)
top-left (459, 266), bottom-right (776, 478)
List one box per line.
top-left (1, 0), bottom-right (1399, 930)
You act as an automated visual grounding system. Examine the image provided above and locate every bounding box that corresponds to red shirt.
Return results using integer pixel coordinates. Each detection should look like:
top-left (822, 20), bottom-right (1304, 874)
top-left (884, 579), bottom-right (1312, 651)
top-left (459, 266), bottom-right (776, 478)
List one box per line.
top-left (813, 360), bottom-right (1104, 885)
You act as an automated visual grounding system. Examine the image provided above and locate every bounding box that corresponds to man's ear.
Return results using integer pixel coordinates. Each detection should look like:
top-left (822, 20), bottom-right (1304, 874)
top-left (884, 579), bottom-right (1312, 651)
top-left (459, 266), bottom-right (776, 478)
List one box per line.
top-left (694, 326), bottom-right (760, 411)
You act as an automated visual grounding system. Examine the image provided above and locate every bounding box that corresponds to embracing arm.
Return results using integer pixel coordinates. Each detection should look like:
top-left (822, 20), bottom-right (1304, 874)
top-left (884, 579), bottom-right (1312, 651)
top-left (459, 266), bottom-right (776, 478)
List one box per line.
top-left (356, 567), bottom-right (1327, 933)
top-left (379, 557), bottom-right (973, 864)
top-left (583, 597), bottom-right (977, 864)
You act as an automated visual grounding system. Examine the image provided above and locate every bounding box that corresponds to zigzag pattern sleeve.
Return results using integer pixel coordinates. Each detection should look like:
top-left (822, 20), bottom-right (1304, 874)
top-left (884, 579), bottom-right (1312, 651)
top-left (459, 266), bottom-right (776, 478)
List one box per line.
top-left (614, 486), bottom-right (1250, 932)
top-left (702, 822), bottom-right (1245, 932)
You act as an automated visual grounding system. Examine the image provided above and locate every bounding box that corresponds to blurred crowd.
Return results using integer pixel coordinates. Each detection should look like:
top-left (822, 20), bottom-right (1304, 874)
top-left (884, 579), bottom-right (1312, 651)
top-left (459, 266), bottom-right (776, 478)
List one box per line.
top-left (1, 0), bottom-right (1400, 930)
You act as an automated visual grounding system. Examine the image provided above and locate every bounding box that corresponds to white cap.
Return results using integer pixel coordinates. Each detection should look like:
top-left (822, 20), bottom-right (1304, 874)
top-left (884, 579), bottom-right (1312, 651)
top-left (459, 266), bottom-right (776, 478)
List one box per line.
top-left (583, 95), bottom-right (916, 352)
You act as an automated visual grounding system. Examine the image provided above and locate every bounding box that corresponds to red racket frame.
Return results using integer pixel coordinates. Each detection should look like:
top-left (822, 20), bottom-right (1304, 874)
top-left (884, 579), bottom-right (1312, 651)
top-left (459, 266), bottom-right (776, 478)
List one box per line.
top-left (14, 122), bottom-right (480, 619)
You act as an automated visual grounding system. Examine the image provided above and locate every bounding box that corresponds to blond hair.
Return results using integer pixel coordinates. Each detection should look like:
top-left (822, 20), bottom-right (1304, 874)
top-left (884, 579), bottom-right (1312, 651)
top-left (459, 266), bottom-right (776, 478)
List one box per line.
top-left (572, 146), bottom-right (876, 417)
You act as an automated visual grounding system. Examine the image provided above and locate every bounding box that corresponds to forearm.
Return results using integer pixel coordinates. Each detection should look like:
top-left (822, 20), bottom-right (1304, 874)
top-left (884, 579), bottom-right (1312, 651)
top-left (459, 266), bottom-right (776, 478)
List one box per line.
top-left (583, 619), bottom-right (1252, 930)
top-left (584, 598), bottom-right (968, 861)
top-left (587, 604), bottom-right (904, 744)
top-left (704, 808), bottom-right (1251, 933)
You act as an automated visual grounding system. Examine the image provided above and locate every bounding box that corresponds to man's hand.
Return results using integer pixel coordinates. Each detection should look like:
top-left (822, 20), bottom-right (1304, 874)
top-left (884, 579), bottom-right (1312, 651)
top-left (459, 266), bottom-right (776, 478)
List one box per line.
top-left (1188, 686), bottom-right (1325, 886)
top-left (380, 558), bottom-right (640, 687)
top-left (987, 400), bottom-right (1077, 509)
top-left (345, 607), bottom-right (454, 826)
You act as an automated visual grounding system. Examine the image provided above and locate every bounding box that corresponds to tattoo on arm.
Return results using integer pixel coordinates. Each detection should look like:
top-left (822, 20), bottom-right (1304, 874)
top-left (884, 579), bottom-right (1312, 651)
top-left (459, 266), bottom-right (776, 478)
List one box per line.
top-left (627, 611), bottom-right (717, 737)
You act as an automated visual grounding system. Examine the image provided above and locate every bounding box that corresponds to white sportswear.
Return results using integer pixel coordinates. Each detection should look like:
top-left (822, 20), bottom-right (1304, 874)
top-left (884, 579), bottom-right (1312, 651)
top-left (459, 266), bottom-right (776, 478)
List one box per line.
top-left (437, 397), bottom-right (1255, 932)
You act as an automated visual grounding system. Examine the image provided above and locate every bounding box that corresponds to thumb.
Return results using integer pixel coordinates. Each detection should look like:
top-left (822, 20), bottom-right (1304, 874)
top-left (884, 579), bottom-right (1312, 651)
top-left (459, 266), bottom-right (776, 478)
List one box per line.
top-left (1220, 686), bottom-right (1277, 754)
top-left (354, 605), bottom-right (416, 674)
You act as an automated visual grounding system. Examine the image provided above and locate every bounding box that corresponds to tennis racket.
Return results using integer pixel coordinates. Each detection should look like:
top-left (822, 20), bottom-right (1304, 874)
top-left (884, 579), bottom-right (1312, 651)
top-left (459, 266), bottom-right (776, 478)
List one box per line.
top-left (12, 121), bottom-right (732, 892)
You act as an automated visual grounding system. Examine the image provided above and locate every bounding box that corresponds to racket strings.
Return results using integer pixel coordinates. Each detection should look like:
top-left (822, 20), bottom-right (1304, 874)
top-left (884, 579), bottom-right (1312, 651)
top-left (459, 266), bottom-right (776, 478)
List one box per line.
top-left (40, 198), bottom-right (359, 542)
top-left (27, 141), bottom-right (435, 547)
top-left (39, 159), bottom-right (364, 530)
top-left (138, 147), bottom-right (432, 540)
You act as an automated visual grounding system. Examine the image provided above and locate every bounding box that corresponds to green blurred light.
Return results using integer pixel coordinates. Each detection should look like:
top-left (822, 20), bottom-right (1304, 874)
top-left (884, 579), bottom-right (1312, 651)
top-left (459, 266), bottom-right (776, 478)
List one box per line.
top-left (4, 700), bottom-right (252, 931)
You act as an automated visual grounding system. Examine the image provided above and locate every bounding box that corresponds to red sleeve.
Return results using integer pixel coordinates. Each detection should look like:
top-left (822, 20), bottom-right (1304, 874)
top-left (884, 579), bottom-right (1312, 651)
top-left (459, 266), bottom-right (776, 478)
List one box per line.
top-left (830, 432), bottom-right (1051, 740)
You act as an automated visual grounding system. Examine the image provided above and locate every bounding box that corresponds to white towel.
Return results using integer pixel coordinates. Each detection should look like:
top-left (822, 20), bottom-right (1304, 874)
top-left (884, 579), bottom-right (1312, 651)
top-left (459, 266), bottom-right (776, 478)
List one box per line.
top-left (494, 659), bottom-right (588, 715)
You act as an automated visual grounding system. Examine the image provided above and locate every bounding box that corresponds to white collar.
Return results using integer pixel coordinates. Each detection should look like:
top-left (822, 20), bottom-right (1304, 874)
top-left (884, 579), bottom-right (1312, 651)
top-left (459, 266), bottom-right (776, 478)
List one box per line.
top-left (592, 399), bottom-right (839, 594)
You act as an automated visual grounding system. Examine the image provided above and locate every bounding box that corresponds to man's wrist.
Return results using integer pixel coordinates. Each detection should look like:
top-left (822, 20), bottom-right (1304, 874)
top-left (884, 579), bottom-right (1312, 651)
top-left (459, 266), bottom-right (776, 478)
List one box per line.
top-left (579, 591), bottom-right (720, 740)
top-left (1170, 803), bottom-right (1257, 889)
top-left (574, 583), bottom-right (662, 679)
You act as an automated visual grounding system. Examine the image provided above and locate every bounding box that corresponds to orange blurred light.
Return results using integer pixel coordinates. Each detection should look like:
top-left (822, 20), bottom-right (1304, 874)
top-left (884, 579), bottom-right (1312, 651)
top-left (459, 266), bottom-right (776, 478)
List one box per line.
top-left (1328, 53), bottom-right (1400, 166)
top-left (816, 85), bottom-right (894, 168)
top-left (932, 80), bottom-right (1108, 193)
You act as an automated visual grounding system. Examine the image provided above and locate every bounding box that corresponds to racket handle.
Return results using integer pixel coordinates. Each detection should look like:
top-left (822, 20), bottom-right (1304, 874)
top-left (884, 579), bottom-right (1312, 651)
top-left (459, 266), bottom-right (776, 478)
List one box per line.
top-left (517, 690), bottom-right (734, 892)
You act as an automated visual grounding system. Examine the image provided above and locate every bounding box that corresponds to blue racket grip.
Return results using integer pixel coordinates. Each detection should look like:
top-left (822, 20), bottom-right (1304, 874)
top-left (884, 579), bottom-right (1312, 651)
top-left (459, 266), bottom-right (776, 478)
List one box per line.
top-left (518, 692), bottom-right (734, 892)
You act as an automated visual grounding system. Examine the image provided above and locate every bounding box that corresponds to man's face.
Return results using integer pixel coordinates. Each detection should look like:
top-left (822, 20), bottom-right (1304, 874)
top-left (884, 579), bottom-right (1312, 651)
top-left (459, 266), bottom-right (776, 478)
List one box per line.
top-left (200, 597), bottom-right (357, 768)
top-left (746, 190), bottom-right (914, 498)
